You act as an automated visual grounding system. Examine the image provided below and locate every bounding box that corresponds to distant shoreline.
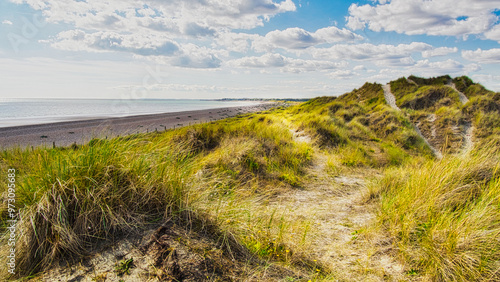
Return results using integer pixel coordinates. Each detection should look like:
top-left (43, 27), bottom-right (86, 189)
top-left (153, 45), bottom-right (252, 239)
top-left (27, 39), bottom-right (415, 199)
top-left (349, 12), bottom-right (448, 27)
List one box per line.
top-left (0, 99), bottom-right (266, 128)
top-left (212, 98), bottom-right (310, 102)
top-left (0, 103), bottom-right (281, 149)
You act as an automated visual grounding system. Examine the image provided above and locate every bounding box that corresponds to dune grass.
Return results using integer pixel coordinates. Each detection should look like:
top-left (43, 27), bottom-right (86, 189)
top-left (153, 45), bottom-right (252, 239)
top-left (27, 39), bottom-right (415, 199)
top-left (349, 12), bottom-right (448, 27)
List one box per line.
top-left (390, 77), bottom-right (419, 100)
top-left (289, 83), bottom-right (434, 167)
top-left (0, 135), bottom-right (198, 276)
top-left (408, 75), bottom-right (451, 86)
top-left (369, 146), bottom-right (500, 281)
top-left (397, 85), bottom-right (460, 110)
top-left (1, 75), bottom-right (499, 281)
top-left (0, 109), bottom-right (323, 279)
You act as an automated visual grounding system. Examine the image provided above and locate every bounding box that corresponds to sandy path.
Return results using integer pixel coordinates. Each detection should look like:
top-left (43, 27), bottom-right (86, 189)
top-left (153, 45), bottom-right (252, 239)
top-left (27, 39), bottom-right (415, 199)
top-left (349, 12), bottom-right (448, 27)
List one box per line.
top-left (382, 83), bottom-right (443, 159)
top-left (446, 82), bottom-right (474, 155)
top-left (447, 82), bottom-right (470, 104)
top-left (382, 84), bottom-right (400, 110)
top-left (269, 128), bottom-right (407, 280)
top-left (269, 150), bottom-right (406, 280)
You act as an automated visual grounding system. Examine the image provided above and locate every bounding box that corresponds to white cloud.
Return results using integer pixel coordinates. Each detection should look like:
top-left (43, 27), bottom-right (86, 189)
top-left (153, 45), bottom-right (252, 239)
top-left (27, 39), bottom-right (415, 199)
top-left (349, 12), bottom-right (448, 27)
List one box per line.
top-left (410, 59), bottom-right (480, 76)
top-left (328, 70), bottom-right (358, 79)
top-left (182, 22), bottom-right (216, 38)
top-left (114, 83), bottom-right (264, 94)
top-left (215, 32), bottom-right (263, 53)
top-left (366, 58), bottom-right (482, 83)
top-left (470, 74), bottom-right (500, 91)
top-left (367, 68), bottom-right (409, 82)
top-left (252, 26), bottom-right (362, 51)
top-left (414, 59), bottom-right (463, 70)
top-left (4, 0), bottom-right (497, 99)
top-left (2, 20), bottom-right (13, 25)
top-left (353, 65), bottom-right (366, 71)
top-left (465, 64), bottom-right (482, 73)
top-left (345, 16), bottom-right (364, 30)
top-left (310, 42), bottom-right (432, 63)
top-left (472, 74), bottom-right (500, 82)
top-left (231, 53), bottom-right (286, 68)
top-left (462, 48), bottom-right (500, 63)
top-left (484, 24), bottom-right (500, 43)
top-left (347, 0), bottom-right (500, 38)
top-left (306, 42), bottom-right (470, 69)
top-left (44, 29), bottom-right (227, 68)
top-left (169, 44), bottom-right (223, 69)
top-left (422, 47), bottom-right (458, 58)
top-left (314, 26), bottom-right (364, 43)
top-left (227, 53), bottom-right (348, 72)
top-left (45, 30), bottom-right (180, 56)
top-left (14, 0), bottom-right (298, 69)
top-left (377, 57), bottom-right (417, 67)
top-left (259, 28), bottom-right (320, 50)
top-left (13, 0), bottom-right (296, 33)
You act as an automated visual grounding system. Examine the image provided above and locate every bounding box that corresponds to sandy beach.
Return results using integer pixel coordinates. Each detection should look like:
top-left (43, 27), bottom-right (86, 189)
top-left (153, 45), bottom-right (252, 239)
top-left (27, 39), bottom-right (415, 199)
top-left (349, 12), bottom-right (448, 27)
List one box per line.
top-left (0, 103), bottom-right (277, 149)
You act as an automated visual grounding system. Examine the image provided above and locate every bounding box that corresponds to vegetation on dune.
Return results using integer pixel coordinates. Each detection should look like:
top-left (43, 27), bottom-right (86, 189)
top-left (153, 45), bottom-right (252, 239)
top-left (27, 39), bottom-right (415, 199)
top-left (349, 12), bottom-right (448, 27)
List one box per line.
top-left (390, 77), bottom-right (419, 100)
top-left (408, 74), bottom-right (452, 86)
top-left (1, 136), bottom-right (197, 276)
top-left (390, 75), bottom-right (500, 154)
top-left (293, 82), bottom-right (433, 167)
top-left (452, 75), bottom-right (474, 92)
top-left (371, 146), bottom-right (500, 281)
top-left (177, 110), bottom-right (314, 188)
top-left (375, 75), bottom-right (500, 280)
top-left (459, 78), bottom-right (500, 147)
top-left (452, 74), bottom-right (497, 99)
top-left (0, 109), bottom-right (320, 280)
top-left (1, 75), bottom-right (499, 281)
top-left (398, 85), bottom-right (460, 110)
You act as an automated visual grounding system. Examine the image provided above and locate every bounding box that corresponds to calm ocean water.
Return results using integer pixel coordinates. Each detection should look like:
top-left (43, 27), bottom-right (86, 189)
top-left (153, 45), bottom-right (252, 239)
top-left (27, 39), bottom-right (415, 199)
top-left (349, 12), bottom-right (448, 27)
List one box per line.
top-left (0, 99), bottom-right (258, 128)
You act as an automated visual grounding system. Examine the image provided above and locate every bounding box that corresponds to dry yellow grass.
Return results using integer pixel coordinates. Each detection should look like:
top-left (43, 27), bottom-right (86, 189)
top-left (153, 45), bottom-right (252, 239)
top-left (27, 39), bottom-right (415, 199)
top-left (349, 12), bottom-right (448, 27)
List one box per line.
top-left (1, 76), bottom-right (498, 281)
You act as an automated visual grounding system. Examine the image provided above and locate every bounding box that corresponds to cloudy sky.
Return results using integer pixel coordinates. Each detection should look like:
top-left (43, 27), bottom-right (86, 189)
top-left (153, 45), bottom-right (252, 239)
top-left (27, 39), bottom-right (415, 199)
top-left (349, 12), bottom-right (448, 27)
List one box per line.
top-left (1, 0), bottom-right (499, 99)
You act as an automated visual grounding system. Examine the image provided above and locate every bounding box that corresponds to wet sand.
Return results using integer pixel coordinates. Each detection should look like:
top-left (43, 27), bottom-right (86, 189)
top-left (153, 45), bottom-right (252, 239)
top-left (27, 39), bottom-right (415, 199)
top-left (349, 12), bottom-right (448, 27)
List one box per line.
top-left (0, 103), bottom-right (277, 149)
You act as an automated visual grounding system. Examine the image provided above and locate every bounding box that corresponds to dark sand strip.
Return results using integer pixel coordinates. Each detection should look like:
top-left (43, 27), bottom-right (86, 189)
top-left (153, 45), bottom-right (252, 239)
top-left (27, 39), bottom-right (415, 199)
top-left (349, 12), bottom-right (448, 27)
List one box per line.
top-left (0, 103), bottom-right (278, 149)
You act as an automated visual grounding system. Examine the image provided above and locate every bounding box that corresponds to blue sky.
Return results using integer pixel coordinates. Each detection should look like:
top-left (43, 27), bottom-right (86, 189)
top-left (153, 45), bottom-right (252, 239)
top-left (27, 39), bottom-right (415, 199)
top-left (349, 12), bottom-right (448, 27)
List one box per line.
top-left (1, 0), bottom-right (499, 99)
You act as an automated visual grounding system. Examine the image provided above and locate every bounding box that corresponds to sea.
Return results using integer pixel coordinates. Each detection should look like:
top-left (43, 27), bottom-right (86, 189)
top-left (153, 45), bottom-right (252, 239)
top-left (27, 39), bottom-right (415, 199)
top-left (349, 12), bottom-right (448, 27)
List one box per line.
top-left (0, 99), bottom-right (259, 128)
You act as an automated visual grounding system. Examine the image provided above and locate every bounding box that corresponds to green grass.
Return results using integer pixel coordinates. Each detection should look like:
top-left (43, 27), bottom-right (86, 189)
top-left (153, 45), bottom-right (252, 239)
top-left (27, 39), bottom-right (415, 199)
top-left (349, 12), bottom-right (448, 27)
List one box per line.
top-left (398, 85), bottom-right (460, 110)
top-left (0, 107), bottom-right (318, 279)
top-left (115, 258), bottom-right (134, 276)
top-left (290, 82), bottom-right (434, 166)
top-left (464, 84), bottom-right (496, 98)
top-left (452, 76), bottom-right (474, 92)
top-left (461, 82), bottom-right (500, 147)
top-left (408, 74), bottom-right (451, 86)
top-left (1, 75), bottom-right (499, 281)
top-left (371, 146), bottom-right (500, 281)
top-left (391, 75), bottom-right (497, 154)
top-left (1, 135), bottom-right (197, 276)
top-left (390, 77), bottom-right (419, 100)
